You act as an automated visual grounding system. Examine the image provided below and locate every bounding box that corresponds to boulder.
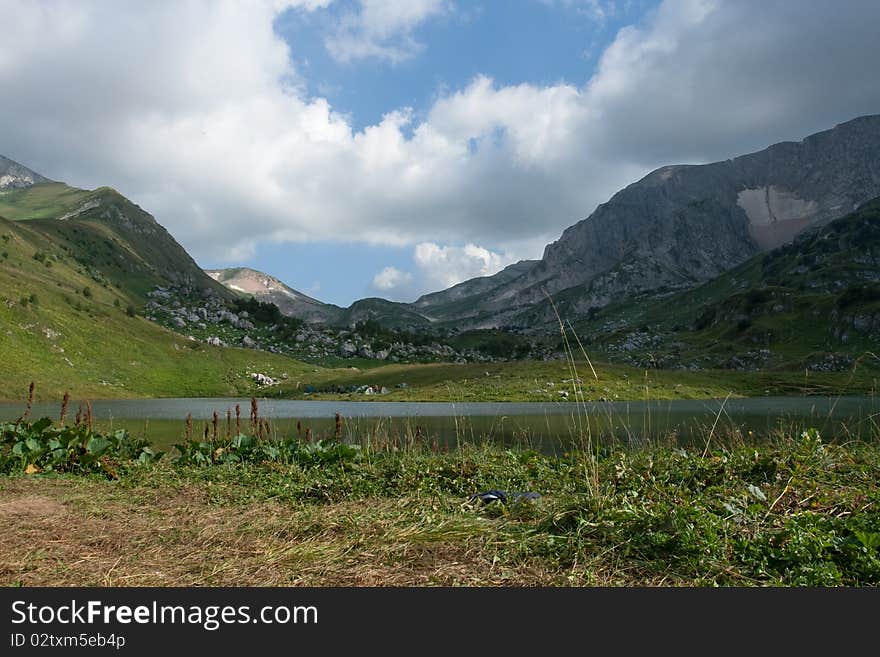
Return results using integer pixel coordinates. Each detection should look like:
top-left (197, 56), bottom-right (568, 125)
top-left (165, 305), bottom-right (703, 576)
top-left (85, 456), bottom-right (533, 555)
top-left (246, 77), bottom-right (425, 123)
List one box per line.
top-left (250, 372), bottom-right (276, 386)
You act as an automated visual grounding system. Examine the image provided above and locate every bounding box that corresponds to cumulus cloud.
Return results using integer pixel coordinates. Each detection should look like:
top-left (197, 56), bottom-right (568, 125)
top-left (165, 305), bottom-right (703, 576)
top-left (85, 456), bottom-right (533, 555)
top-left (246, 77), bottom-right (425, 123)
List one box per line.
top-left (372, 265), bottom-right (413, 290)
top-left (1, 0), bottom-right (879, 284)
top-left (413, 242), bottom-right (517, 290)
top-left (325, 0), bottom-right (448, 63)
top-left (372, 242), bottom-right (518, 300)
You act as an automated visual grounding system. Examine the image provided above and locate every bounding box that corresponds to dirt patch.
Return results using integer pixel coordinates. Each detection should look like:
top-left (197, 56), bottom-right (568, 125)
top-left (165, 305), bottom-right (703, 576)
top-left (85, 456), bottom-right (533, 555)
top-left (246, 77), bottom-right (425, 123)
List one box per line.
top-left (0, 495), bottom-right (65, 517)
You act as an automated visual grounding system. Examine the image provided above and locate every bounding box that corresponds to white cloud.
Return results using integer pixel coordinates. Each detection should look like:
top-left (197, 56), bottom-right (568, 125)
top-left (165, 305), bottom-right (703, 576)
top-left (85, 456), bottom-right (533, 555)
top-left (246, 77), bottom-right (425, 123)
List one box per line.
top-left (1, 0), bottom-right (879, 288)
top-left (372, 265), bottom-right (413, 290)
top-left (372, 242), bottom-right (518, 301)
top-left (325, 0), bottom-right (448, 64)
top-left (413, 242), bottom-right (517, 290)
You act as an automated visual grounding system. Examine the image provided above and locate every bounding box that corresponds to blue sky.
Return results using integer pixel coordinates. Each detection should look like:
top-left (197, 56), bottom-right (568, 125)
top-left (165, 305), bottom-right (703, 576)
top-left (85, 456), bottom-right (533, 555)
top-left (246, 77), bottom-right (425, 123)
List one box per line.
top-left (247, 0), bottom-right (656, 304)
top-left (275, 1), bottom-right (655, 132)
top-left (3, 0), bottom-right (878, 307)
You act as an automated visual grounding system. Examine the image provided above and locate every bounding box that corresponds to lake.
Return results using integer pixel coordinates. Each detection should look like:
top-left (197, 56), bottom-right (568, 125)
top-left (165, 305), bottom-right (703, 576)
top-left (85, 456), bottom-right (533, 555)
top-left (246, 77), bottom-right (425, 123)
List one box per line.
top-left (1, 395), bottom-right (877, 453)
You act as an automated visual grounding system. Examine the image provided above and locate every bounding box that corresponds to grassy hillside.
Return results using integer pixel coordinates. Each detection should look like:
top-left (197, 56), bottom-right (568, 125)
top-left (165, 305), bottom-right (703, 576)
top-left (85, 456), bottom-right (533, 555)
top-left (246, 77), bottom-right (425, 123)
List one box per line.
top-left (0, 183), bottom-right (231, 302)
top-left (269, 356), bottom-right (879, 402)
top-left (0, 183), bottom-right (92, 221)
top-left (0, 199), bottom-right (312, 401)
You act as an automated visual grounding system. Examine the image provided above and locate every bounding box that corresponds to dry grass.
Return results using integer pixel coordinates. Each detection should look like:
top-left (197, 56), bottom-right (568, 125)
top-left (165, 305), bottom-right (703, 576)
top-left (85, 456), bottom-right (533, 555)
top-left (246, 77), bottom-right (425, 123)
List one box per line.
top-left (0, 477), bottom-right (561, 587)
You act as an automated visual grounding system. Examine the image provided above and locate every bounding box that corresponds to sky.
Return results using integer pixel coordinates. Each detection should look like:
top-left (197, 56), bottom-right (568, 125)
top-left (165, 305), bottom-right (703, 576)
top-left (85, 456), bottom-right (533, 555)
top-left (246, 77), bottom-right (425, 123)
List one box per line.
top-left (1, 0), bottom-right (879, 306)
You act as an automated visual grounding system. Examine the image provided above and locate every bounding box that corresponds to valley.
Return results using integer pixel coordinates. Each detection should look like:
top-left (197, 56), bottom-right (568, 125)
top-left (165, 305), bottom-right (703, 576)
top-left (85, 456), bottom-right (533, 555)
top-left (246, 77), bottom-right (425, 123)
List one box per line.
top-left (2, 116), bottom-right (880, 403)
top-left (2, 115), bottom-right (880, 592)
top-left (5, 0), bottom-right (880, 603)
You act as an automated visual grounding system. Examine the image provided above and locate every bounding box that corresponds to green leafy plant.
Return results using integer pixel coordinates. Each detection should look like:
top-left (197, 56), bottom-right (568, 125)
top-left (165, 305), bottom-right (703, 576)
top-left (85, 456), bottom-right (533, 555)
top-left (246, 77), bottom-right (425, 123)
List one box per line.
top-left (0, 417), bottom-right (161, 475)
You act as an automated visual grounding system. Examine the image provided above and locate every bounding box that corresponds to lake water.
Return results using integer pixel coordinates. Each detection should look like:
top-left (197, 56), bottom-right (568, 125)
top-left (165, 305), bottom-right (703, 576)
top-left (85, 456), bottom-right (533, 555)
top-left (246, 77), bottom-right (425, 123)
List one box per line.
top-left (1, 396), bottom-right (877, 454)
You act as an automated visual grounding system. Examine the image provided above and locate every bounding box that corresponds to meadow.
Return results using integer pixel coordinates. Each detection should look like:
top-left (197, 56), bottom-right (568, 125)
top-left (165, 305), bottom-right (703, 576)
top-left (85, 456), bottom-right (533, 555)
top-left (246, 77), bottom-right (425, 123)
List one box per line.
top-left (281, 356), bottom-right (880, 402)
top-left (1, 394), bottom-right (877, 587)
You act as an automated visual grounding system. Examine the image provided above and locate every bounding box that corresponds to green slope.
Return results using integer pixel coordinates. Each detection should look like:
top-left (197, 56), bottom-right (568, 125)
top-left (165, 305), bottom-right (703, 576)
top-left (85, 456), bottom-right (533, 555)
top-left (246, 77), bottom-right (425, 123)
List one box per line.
top-left (0, 183), bottom-right (315, 401)
top-left (0, 182), bottom-right (232, 302)
top-left (0, 183), bottom-right (92, 221)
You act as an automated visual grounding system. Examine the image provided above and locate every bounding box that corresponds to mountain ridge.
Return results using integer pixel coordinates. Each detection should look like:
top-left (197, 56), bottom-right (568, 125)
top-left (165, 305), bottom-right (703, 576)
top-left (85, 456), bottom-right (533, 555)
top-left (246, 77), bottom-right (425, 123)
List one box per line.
top-left (209, 114), bottom-right (880, 333)
top-left (571, 195), bottom-right (880, 371)
top-left (434, 113), bottom-right (880, 329)
top-left (7, 112), bottom-right (880, 338)
top-left (0, 155), bottom-right (231, 301)
top-left (206, 266), bottom-right (340, 324)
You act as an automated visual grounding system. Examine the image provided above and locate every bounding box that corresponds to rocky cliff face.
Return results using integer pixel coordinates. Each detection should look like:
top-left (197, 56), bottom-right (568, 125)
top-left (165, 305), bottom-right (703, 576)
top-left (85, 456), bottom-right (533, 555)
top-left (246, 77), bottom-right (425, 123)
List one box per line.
top-left (0, 154), bottom-right (51, 189)
top-left (443, 114), bottom-right (880, 329)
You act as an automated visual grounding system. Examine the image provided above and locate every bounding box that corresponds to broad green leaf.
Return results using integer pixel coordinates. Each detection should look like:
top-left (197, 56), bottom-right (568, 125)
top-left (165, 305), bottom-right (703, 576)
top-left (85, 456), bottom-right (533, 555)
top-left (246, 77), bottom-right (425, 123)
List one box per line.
top-left (86, 436), bottom-right (111, 456)
top-left (232, 434), bottom-right (255, 451)
top-left (854, 531), bottom-right (880, 550)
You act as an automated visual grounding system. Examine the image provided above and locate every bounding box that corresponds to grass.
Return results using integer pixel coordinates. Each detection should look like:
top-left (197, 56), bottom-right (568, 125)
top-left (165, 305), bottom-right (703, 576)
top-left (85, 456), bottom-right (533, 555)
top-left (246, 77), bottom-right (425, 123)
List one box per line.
top-left (0, 292), bottom-right (313, 400)
top-left (272, 357), bottom-right (880, 402)
top-left (1, 427), bottom-right (877, 586)
top-left (0, 184), bottom-right (91, 221)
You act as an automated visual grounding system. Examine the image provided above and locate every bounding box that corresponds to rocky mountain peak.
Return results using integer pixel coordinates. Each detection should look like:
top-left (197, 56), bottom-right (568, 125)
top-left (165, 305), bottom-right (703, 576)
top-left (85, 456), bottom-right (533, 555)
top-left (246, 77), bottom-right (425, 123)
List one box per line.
top-left (0, 154), bottom-right (52, 190)
top-left (207, 267), bottom-right (343, 324)
top-left (440, 113), bottom-right (880, 329)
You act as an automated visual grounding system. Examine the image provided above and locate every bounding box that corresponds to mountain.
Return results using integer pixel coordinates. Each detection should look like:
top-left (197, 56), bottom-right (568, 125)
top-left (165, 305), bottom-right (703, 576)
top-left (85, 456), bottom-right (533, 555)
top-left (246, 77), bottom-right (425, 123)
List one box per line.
top-left (0, 154), bottom-right (51, 190)
top-left (208, 267), bottom-right (433, 330)
top-left (411, 260), bottom-right (538, 322)
top-left (206, 267), bottom-right (342, 324)
top-left (0, 156), bottom-right (305, 399)
top-left (0, 157), bottom-right (231, 300)
top-left (206, 259), bottom-right (540, 330)
top-left (338, 297), bottom-right (432, 330)
top-left (198, 115), bottom-right (880, 342)
top-left (428, 115), bottom-right (880, 330)
top-left (574, 196), bottom-right (880, 371)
